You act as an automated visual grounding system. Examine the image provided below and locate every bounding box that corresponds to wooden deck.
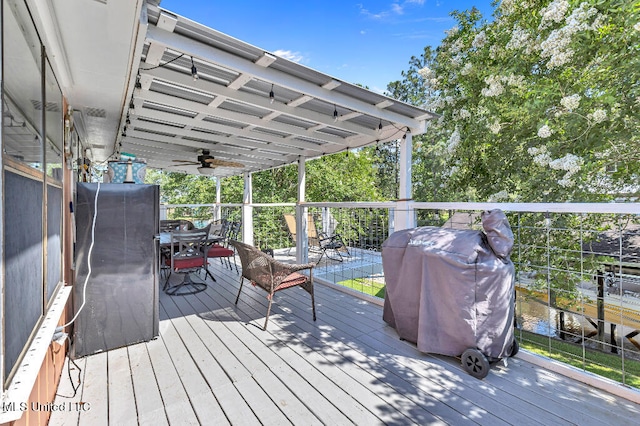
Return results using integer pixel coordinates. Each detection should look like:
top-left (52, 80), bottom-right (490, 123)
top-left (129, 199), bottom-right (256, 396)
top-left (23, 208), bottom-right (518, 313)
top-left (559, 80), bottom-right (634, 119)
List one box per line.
top-left (50, 260), bottom-right (640, 425)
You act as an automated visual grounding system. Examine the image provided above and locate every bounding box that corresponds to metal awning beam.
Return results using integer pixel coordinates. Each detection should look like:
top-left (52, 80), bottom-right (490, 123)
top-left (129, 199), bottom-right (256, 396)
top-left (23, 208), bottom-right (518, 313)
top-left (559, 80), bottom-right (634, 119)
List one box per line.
top-left (139, 65), bottom-right (382, 140)
top-left (137, 89), bottom-right (350, 148)
top-left (146, 25), bottom-right (424, 130)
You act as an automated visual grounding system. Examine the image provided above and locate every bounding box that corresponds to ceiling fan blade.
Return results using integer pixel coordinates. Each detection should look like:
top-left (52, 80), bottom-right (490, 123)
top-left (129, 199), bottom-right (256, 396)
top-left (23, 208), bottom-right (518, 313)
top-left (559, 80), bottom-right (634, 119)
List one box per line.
top-left (204, 158), bottom-right (244, 168)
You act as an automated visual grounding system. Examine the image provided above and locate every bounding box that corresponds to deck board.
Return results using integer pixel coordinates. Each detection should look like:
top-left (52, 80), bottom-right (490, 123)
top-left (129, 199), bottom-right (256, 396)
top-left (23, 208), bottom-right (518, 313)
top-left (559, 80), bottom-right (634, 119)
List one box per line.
top-left (157, 301), bottom-right (234, 425)
top-left (364, 329), bottom-right (574, 426)
top-left (249, 368), bottom-right (323, 425)
top-left (50, 259), bottom-right (640, 425)
top-left (126, 342), bottom-right (169, 426)
top-left (185, 277), bottom-right (358, 425)
top-left (271, 293), bottom-right (499, 425)
top-left (48, 357), bottom-right (85, 426)
top-left (78, 351), bottom-right (108, 426)
top-left (144, 320), bottom-right (210, 425)
top-left (107, 347), bottom-right (138, 426)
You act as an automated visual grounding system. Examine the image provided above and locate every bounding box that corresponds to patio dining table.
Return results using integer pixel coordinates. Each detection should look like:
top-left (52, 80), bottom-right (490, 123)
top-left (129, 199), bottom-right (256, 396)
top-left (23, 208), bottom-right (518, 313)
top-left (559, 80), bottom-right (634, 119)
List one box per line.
top-left (158, 232), bottom-right (223, 247)
top-left (158, 231), bottom-right (225, 265)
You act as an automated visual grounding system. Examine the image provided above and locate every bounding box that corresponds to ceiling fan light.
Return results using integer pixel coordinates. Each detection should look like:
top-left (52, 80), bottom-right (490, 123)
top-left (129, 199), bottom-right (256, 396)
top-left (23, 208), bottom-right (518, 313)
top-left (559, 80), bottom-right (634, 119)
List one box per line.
top-left (198, 166), bottom-right (215, 175)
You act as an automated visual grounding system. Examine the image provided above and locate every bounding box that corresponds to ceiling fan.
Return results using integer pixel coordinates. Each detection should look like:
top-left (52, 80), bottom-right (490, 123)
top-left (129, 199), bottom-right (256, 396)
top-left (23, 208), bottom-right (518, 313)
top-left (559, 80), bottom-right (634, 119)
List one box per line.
top-left (171, 149), bottom-right (244, 174)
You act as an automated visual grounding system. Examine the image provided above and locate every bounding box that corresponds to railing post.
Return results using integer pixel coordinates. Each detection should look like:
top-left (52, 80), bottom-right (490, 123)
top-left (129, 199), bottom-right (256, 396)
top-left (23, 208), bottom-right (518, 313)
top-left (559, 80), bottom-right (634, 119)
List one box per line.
top-left (242, 172), bottom-right (253, 245)
top-left (393, 200), bottom-right (416, 232)
top-left (321, 207), bottom-right (330, 234)
top-left (394, 130), bottom-right (416, 231)
top-left (388, 207), bottom-right (395, 235)
top-left (213, 176), bottom-right (221, 222)
top-left (296, 157), bottom-right (308, 263)
top-left (597, 270), bottom-right (605, 349)
top-left (296, 204), bottom-right (309, 264)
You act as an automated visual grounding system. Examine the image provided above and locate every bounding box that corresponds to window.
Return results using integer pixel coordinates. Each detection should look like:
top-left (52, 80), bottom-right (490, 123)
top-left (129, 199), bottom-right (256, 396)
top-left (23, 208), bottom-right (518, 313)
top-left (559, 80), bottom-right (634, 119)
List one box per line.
top-left (1, 0), bottom-right (66, 386)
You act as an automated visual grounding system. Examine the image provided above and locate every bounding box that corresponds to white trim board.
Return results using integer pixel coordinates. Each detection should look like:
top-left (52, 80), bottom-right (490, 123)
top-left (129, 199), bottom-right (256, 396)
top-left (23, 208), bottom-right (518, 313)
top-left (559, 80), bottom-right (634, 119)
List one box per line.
top-left (0, 285), bottom-right (72, 424)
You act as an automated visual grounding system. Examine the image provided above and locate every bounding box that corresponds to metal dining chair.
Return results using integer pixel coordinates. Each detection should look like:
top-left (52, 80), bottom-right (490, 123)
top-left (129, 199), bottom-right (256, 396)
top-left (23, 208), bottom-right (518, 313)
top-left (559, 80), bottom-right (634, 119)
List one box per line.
top-left (163, 224), bottom-right (212, 295)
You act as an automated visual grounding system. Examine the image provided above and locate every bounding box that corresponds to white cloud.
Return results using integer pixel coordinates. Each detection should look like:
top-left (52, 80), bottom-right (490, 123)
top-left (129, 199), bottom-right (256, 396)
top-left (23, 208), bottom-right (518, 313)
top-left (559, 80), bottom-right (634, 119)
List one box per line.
top-left (273, 49), bottom-right (304, 63)
top-left (358, 4), bottom-right (390, 19)
top-left (359, 1), bottom-right (427, 20)
top-left (391, 3), bottom-right (404, 15)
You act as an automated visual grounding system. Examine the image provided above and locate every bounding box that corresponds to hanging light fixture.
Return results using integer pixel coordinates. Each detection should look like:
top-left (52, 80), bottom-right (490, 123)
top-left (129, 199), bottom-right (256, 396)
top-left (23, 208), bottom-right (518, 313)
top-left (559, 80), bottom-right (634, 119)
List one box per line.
top-left (269, 84), bottom-right (275, 104)
top-left (129, 98), bottom-right (135, 110)
top-left (135, 73), bottom-right (142, 90)
top-left (125, 115), bottom-right (131, 125)
top-left (378, 119), bottom-right (383, 132)
top-left (191, 56), bottom-right (199, 81)
top-left (333, 105), bottom-right (338, 122)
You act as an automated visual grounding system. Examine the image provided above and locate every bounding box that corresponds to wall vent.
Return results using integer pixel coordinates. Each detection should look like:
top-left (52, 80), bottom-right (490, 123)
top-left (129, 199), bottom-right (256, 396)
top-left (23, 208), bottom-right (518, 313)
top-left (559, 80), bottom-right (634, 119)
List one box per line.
top-left (85, 107), bottom-right (107, 118)
top-left (31, 100), bottom-right (61, 112)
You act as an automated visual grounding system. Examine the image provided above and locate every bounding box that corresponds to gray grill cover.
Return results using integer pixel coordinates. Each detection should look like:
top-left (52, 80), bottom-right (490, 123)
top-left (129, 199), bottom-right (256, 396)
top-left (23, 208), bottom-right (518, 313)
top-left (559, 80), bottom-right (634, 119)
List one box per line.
top-left (382, 210), bottom-right (515, 359)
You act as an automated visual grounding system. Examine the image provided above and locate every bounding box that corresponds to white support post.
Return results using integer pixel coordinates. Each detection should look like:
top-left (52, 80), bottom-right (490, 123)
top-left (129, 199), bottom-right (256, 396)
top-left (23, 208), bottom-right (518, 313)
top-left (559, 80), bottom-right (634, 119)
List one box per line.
top-left (242, 172), bottom-right (253, 245)
top-left (296, 157), bottom-right (309, 264)
top-left (159, 204), bottom-right (168, 220)
top-left (321, 207), bottom-right (330, 234)
top-left (214, 176), bottom-right (221, 222)
top-left (395, 131), bottom-right (416, 231)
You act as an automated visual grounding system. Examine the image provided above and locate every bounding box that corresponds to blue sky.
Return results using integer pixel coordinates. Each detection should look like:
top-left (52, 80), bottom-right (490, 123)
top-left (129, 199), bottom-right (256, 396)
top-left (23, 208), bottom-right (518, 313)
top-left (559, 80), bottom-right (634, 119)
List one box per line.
top-left (159, 1), bottom-right (495, 94)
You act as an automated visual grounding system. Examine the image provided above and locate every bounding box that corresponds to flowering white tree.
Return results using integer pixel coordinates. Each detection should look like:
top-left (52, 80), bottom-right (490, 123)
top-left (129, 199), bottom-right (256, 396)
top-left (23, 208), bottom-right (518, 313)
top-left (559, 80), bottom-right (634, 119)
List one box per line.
top-left (391, 0), bottom-right (639, 202)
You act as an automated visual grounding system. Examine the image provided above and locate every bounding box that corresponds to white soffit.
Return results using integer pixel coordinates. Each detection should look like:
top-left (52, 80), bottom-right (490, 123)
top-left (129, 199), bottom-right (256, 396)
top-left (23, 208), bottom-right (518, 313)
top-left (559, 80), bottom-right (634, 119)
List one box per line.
top-left (29, 0), bottom-right (145, 162)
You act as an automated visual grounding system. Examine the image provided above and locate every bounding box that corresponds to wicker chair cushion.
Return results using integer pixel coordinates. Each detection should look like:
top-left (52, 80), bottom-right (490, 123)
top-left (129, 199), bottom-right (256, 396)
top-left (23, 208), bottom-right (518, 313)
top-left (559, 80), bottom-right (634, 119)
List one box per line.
top-left (277, 272), bottom-right (308, 290)
top-left (251, 272), bottom-right (308, 298)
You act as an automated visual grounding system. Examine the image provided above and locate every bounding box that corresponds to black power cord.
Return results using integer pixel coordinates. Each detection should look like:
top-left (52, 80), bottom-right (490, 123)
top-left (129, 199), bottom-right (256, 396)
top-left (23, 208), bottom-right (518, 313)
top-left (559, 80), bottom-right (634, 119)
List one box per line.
top-left (55, 354), bottom-right (82, 399)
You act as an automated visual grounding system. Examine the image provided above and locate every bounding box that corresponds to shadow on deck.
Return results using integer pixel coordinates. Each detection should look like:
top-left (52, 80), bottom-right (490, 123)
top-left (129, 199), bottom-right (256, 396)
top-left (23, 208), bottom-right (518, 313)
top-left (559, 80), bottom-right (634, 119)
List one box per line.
top-left (50, 258), bottom-right (640, 425)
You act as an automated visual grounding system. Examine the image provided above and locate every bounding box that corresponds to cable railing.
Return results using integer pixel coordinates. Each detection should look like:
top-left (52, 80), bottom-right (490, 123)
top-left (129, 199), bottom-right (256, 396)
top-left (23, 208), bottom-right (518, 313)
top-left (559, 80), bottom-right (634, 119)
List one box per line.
top-left (161, 200), bottom-right (640, 388)
top-left (161, 203), bottom-right (242, 228)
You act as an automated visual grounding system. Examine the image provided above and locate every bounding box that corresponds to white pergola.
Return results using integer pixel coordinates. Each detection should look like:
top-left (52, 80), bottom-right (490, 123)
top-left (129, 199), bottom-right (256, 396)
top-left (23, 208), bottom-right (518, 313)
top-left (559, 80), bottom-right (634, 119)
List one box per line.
top-left (33, 0), bottom-right (434, 186)
top-left (120, 4), bottom-right (436, 178)
top-left (34, 0), bottom-right (436, 256)
top-left (125, 3), bottom-right (435, 250)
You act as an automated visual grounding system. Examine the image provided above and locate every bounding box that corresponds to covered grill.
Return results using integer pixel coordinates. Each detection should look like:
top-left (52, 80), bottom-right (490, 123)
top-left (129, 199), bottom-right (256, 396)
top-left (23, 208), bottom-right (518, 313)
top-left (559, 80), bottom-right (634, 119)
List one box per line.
top-left (382, 209), bottom-right (517, 378)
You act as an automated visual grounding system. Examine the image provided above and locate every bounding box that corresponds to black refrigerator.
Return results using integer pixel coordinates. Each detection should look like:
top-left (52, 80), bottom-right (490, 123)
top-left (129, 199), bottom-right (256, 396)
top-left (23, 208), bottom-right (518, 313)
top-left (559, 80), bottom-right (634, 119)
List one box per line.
top-left (73, 183), bottom-right (160, 357)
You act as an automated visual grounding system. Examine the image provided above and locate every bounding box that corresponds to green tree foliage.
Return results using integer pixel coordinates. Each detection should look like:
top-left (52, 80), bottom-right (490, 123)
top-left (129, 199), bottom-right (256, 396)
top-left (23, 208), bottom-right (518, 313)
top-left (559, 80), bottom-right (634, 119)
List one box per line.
top-left (390, 0), bottom-right (639, 202)
top-left (147, 147), bottom-right (384, 205)
top-left (306, 150), bottom-right (383, 202)
top-left (363, 143), bottom-right (400, 200)
top-left (145, 169), bottom-right (217, 204)
top-left (386, 47), bottom-right (460, 202)
top-left (384, 0), bottom-right (640, 307)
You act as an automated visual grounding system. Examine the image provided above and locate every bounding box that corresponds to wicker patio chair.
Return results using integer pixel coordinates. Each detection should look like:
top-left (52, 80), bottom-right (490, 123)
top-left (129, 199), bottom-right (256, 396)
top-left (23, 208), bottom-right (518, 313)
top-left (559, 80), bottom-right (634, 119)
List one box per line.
top-left (231, 240), bottom-right (316, 330)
